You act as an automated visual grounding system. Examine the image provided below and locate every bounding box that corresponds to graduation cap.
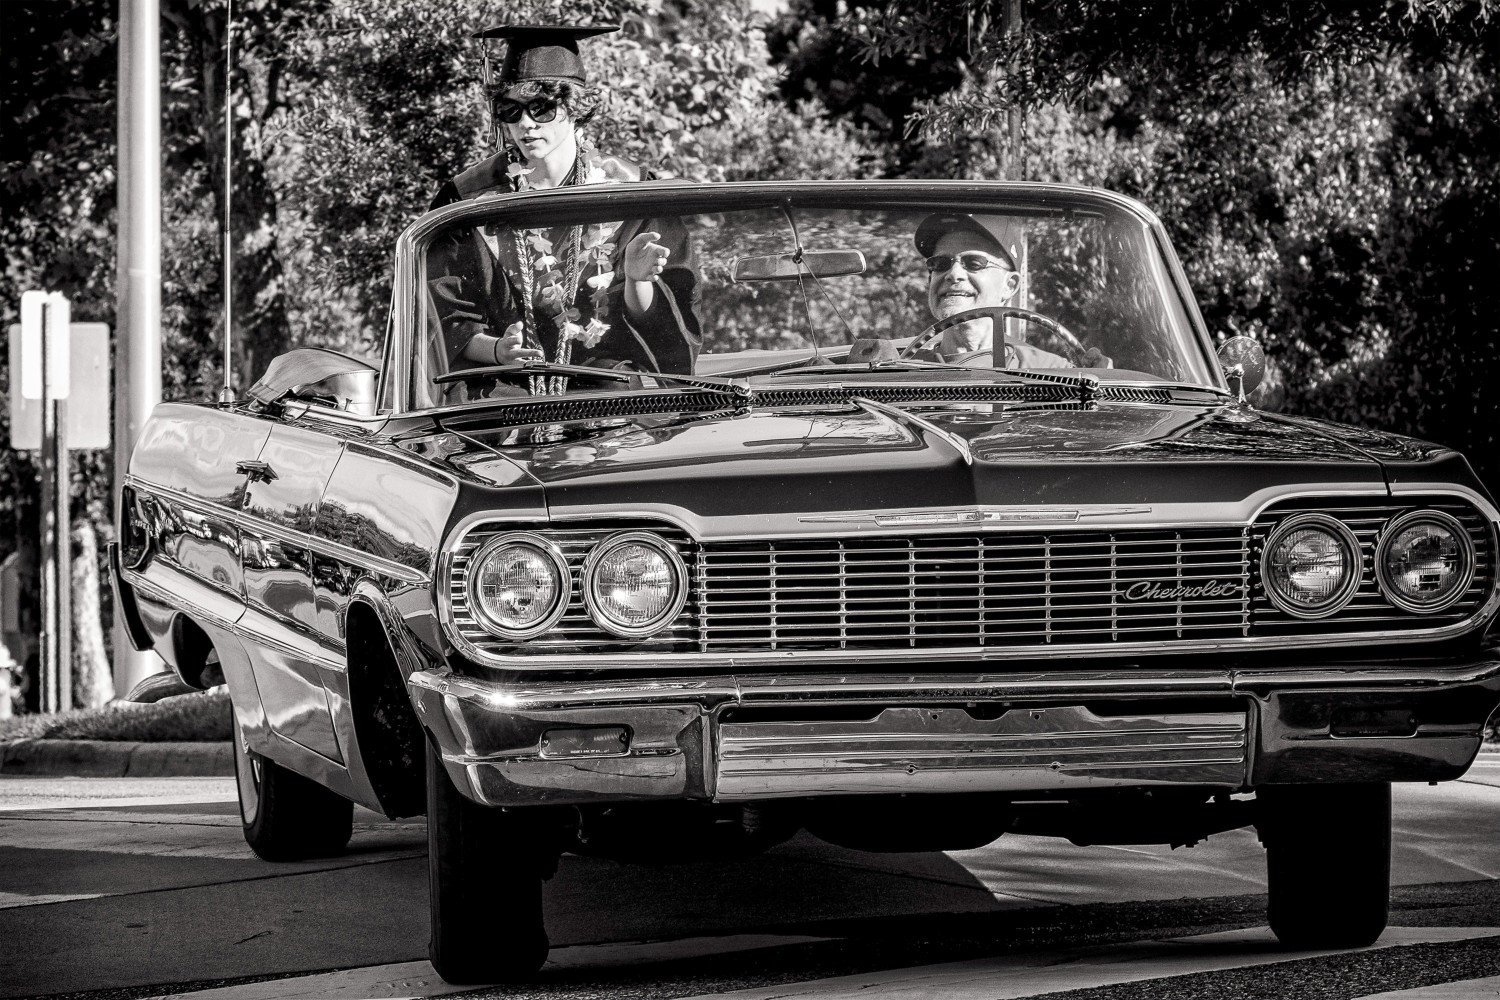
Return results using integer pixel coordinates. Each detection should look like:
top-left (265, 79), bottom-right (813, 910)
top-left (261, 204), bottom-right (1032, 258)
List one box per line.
top-left (475, 23), bottom-right (620, 88)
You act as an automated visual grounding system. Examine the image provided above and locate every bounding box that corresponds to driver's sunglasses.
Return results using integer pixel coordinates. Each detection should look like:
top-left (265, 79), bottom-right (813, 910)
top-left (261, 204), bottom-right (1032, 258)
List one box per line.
top-left (925, 252), bottom-right (1013, 274)
top-left (493, 99), bottom-right (561, 125)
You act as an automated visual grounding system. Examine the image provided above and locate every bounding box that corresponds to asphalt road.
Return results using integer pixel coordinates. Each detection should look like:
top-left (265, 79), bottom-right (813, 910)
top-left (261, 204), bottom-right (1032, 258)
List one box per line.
top-left (0, 755), bottom-right (1496, 1000)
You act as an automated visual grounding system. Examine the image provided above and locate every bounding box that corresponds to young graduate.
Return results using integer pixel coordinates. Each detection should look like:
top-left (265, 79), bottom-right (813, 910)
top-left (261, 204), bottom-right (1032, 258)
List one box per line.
top-left (427, 23), bottom-right (701, 392)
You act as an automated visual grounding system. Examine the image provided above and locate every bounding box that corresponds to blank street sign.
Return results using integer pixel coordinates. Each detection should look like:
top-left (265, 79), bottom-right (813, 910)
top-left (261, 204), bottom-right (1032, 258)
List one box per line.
top-left (7, 323), bottom-right (112, 450)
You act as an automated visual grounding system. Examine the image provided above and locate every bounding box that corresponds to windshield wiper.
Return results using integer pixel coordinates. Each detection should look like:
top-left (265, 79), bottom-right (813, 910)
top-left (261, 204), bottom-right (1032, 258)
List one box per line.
top-left (636, 370), bottom-right (752, 400)
top-left (768, 358), bottom-right (1100, 402)
top-left (1109, 380), bottom-right (1232, 398)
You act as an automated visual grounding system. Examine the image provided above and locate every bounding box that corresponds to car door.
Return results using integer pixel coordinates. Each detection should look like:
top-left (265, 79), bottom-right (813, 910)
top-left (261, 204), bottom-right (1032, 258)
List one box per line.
top-left (237, 422), bottom-right (347, 763)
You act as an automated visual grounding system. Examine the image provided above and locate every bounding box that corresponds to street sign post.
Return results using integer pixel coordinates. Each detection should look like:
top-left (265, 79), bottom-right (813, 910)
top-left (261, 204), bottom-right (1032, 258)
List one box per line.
top-left (9, 295), bottom-right (112, 714)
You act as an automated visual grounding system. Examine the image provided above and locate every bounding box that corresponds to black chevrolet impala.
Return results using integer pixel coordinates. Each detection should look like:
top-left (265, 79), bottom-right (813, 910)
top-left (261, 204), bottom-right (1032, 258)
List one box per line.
top-left (111, 181), bottom-right (1500, 983)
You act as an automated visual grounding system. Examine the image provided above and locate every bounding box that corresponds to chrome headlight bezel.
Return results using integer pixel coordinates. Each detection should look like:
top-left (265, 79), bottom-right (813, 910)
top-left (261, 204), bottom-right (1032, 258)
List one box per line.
top-left (1260, 512), bottom-right (1363, 619)
top-left (1376, 509), bottom-right (1475, 614)
top-left (581, 530), bottom-right (688, 639)
top-left (465, 532), bottom-right (571, 640)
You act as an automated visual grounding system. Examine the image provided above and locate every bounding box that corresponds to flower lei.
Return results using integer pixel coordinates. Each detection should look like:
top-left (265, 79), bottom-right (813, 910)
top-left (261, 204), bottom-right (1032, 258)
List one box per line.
top-left (507, 143), bottom-right (625, 395)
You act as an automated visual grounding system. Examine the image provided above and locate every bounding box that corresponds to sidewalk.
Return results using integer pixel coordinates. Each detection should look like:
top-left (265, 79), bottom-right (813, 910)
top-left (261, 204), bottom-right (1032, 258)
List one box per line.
top-left (0, 738), bottom-right (232, 777)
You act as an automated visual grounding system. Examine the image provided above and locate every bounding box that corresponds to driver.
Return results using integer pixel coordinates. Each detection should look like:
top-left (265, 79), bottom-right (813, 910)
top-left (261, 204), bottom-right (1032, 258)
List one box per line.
top-left (912, 213), bottom-right (1068, 368)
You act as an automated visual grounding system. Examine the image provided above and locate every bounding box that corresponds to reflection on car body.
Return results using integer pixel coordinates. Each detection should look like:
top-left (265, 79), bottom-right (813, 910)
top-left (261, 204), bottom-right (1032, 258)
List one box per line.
top-left (111, 180), bottom-right (1500, 984)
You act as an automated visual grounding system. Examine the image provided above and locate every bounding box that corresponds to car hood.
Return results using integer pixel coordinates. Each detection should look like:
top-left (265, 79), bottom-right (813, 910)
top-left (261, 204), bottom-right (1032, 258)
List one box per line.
top-left (412, 399), bottom-right (1429, 517)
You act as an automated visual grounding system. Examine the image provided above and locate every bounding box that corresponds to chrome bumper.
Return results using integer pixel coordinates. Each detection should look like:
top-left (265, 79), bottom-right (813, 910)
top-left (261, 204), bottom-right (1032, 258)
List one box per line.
top-left (407, 657), bottom-right (1500, 807)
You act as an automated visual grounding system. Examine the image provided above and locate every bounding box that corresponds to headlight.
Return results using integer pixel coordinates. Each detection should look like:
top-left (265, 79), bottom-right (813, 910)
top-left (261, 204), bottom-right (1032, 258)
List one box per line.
top-left (1261, 513), bottom-right (1362, 618)
top-left (582, 531), bottom-right (688, 638)
top-left (466, 533), bottom-right (570, 639)
top-left (1376, 510), bottom-right (1474, 613)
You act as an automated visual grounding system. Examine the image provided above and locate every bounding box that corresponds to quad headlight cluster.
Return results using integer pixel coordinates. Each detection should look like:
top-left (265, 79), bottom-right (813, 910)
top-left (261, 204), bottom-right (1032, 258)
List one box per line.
top-left (466, 530), bottom-right (687, 641)
top-left (1261, 509), bottom-right (1475, 618)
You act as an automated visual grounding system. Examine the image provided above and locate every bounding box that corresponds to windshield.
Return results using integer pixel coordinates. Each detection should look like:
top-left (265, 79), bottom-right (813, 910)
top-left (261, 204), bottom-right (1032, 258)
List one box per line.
top-left (409, 193), bottom-right (1214, 409)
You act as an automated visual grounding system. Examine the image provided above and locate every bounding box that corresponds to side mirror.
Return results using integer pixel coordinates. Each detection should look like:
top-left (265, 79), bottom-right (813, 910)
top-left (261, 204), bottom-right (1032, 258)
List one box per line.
top-left (1216, 336), bottom-right (1265, 405)
top-left (731, 249), bottom-right (866, 282)
top-left (247, 348), bottom-right (379, 416)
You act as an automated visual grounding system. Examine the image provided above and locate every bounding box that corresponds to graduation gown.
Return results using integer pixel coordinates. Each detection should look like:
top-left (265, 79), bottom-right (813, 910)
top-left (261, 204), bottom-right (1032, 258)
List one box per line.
top-left (427, 151), bottom-right (702, 379)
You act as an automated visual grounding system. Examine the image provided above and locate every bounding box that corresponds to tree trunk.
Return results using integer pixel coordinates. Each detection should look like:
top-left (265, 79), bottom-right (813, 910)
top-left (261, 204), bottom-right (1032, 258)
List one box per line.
top-left (70, 521), bottom-right (114, 708)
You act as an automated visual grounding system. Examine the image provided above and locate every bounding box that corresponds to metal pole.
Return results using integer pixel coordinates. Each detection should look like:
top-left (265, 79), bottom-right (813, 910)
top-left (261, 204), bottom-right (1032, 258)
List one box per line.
top-left (115, 0), bottom-right (164, 695)
top-left (220, 0), bottom-right (236, 404)
top-left (55, 389), bottom-right (71, 713)
top-left (39, 302), bottom-right (58, 715)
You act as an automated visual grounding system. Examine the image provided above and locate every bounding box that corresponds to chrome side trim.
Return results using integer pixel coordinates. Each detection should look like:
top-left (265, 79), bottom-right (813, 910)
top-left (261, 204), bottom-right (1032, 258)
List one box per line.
top-left (802, 505), bottom-right (1154, 526)
top-left (714, 706), bottom-right (1248, 800)
top-left (127, 476), bottom-right (429, 586)
top-left (127, 565), bottom-right (243, 633)
top-left (126, 564), bottom-right (346, 670)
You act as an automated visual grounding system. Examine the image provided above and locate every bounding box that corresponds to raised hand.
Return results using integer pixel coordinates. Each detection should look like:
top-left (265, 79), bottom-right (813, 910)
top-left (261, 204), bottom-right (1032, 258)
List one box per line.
top-left (492, 321), bottom-right (545, 364)
top-left (623, 230), bottom-right (670, 281)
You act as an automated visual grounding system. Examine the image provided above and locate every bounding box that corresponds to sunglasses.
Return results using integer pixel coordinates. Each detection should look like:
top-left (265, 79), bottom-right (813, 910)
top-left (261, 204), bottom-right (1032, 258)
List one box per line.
top-left (925, 252), bottom-right (1014, 274)
top-left (493, 99), bottom-right (561, 125)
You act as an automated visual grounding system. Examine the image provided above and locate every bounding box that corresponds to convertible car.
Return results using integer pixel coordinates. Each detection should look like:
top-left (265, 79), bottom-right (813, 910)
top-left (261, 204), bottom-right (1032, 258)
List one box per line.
top-left (111, 181), bottom-right (1500, 983)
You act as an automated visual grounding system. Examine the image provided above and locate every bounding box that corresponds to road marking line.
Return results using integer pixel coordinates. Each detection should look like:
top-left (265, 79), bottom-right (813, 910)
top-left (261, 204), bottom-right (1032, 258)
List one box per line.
top-left (1355, 974), bottom-right (1500, 999)
top-left (141, 935), bottom-right (834, 1000)
top-left (0, 891), bottom-right (103, 909)
top-left (679, 927), bottom-right (1500, 1000)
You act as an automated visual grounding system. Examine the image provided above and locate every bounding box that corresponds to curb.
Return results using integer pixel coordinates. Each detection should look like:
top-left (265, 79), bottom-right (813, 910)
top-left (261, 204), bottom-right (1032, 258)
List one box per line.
top-left (0, 739), bottom-right (234, 778)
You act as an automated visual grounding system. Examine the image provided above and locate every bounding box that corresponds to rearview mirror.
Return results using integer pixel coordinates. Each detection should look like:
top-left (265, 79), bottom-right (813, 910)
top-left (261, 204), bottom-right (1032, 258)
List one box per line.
top-left (731, 249), bottom-right (866, 282)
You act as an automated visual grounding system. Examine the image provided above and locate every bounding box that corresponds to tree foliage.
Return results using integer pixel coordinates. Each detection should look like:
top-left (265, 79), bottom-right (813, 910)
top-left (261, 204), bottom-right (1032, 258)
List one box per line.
top-left (0, 0), bottom-right (871, 684)
top-left (770, 0), bottom-right (1500, 492)
top-left (802, 0), bottom-right (1499, 142)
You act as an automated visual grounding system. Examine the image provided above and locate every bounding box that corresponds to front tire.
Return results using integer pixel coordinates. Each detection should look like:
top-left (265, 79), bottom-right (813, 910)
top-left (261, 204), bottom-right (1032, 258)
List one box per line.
top-left (233, 715), bottom-right (353, 861)
top-left (1259, 782), bottom-right (1391, 949)
top-left (426, 742), bottom-right (551, 984)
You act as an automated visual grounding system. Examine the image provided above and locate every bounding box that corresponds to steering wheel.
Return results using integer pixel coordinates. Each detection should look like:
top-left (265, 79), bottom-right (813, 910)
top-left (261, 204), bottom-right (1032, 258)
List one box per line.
top-left (900, 306), bottom-right (1086, 365)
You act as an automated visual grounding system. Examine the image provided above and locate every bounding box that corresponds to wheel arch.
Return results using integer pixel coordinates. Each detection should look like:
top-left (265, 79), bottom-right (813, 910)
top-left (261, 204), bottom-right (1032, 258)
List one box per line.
top-left (159, 613), bottom-right (223, 689)
top-left (341, 585), bottom-right (433, 818)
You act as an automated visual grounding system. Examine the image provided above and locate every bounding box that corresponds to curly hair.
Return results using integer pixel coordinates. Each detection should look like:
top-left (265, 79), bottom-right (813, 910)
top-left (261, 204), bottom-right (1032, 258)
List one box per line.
top-left (493, 79), bottom-right (602, 128)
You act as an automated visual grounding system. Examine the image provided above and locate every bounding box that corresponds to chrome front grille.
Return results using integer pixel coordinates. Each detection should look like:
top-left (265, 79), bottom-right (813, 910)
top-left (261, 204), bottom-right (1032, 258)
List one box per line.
top-left (447, 496), bottom-right (1495, 660)
top-left (697, 529), bottom-right (1252, 649)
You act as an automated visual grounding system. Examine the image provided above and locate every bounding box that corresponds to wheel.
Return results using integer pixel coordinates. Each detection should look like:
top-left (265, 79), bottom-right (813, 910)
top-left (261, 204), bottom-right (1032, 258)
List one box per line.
top-left (900, 305), bottom-right (1086, 363)
top-left (233, 714), bottom-right (353, 861)
top-left (1258, 782), bottom-right (1391, 948)
top-left (426, 741), bottom-right (551, 984)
